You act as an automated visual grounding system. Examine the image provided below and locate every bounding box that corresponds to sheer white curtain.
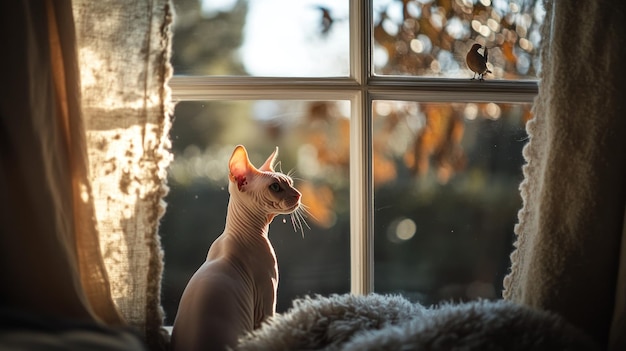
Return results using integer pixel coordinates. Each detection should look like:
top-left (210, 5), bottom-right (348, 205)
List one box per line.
top-left (503, 1), bottom-right (626, 350)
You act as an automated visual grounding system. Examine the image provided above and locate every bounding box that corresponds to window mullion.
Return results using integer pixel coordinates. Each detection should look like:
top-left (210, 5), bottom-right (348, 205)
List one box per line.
top-left (169, 76), bottom-right (360, 101)
top-left (349, 0), bottom-right (374, 295)
top-left (368, 78), bottom-right (538, 103)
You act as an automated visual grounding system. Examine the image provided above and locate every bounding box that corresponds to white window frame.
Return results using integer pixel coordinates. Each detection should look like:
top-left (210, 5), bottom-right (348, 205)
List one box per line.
top-left (169, 0), bottom-right (538, 295)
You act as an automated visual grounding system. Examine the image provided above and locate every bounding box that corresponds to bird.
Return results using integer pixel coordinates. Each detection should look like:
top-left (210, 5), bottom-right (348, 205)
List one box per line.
top-left (314, 6), bottom-right (334, 35)
top-left (466, 44), bottom-right (492, 81)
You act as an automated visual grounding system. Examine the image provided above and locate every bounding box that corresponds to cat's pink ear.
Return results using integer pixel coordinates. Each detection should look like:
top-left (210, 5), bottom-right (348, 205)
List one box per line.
top-left (229, 145), bottom-right (258, 191)
top-left (259, 146), bottom-right (279, 172)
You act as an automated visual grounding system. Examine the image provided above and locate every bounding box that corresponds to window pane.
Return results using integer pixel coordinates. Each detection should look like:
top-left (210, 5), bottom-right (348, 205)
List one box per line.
top-left (372, 101), bottom-right (530, 303)
top-left (372, 0), bottom-right (545, 79)
top-left (161, 100), bottom-right (351, 324)
top-left (171, 0), bottom-right (349, 76)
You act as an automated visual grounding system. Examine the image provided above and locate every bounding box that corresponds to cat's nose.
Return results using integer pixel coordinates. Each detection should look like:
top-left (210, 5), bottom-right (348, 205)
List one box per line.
top-left (292, 192), bottom-right (301, 204)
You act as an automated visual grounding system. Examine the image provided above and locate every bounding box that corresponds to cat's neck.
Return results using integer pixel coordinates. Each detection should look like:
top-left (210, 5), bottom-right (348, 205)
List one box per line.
top-left (223, 196), bottom-right (275, 239)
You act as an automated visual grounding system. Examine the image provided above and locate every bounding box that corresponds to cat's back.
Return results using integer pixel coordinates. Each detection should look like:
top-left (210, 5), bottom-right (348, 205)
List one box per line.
top-left (171, 234), bottom-right (276, 351)
top-left (171, 256), bottom-right (255, 351)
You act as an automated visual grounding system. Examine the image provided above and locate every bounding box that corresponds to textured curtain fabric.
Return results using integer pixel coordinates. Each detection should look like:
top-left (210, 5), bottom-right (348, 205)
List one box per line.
top-left (503, 1), bottom-right (626, 350)
top-left (71, 0), bottom-right (174, 347)
top-left (1, 0), bottom-right (172, 349)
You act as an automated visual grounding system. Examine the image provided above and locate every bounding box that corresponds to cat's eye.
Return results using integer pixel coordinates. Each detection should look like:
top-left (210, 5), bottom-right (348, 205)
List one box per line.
top-left (269, 182), bottom-right (282, 192)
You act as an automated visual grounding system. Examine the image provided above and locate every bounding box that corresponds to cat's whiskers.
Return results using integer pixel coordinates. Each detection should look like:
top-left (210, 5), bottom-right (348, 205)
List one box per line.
top-left (298, 202), bottom-right (315, 221)
top-left (291, 213), bottom-right (305, 238)
top-left (287, 204), bottom-right (311, 238)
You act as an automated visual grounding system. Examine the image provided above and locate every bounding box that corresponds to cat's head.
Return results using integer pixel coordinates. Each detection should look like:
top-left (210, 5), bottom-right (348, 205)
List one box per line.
top-left (228, 145), bottom-right (301, 216)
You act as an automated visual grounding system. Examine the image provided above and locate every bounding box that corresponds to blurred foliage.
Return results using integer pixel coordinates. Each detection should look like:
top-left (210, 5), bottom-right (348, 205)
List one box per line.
top-left (171, 0), bottom-right (248, 75)
top-left (162, 0), bottom-right (541, 324)
top-left (372, 0), bottom-right (543, 77)
top-left (371, 101), bottom-right (532, 186)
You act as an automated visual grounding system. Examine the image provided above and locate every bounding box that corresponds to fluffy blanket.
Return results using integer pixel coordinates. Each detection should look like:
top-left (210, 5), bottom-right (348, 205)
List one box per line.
top-left (236, 294), bottom-right (598, 351)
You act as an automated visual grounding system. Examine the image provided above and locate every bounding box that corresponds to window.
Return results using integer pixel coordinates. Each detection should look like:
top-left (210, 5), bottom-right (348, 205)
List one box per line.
top-left (162, 0), bottom-right (542, 324)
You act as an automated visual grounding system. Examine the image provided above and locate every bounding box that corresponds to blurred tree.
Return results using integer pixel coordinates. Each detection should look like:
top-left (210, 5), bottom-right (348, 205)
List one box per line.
top-left (171, 0), bottom-right (247, 75)
top-left (373, 0), bottom-right (543, 78)
top-left (168, 0), bottom-right (251, 155)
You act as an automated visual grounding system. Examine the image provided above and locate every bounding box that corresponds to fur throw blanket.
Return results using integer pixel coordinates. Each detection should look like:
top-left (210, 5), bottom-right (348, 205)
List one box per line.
top-left (236, 294), bottom-right (598, 351)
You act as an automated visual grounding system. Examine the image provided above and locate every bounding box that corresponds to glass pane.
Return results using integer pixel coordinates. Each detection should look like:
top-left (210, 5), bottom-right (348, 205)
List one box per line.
top-left (372, 0), bottom-right (545, 79)
top-left (161, 100), bottom-right (351, 324)
top-left (171, 0), bottom-right (349, 76)
top-left (373, 101), bottom-right (530, 303)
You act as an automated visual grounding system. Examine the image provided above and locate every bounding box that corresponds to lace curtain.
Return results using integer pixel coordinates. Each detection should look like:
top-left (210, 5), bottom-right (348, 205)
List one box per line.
top-left (503, 1), bottom-right (626, 350)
